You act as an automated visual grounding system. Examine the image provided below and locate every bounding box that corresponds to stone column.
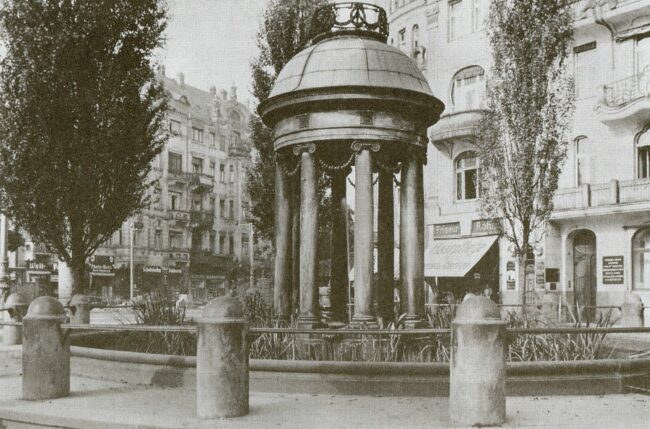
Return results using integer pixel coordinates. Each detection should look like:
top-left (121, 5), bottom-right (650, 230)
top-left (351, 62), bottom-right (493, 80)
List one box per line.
top-left (296, 144), bottom-right (320, 328)
top-left (352, 143), bottom-right (378, 327)
top-left (274, 161), bottom-right (292, 320)
top-left (291, 174), bottom-right (301, 315)
top-left (400, 148), bottom-right (425, 327)
top-left (329, 169), bottom-right (349, 325)
top-left (377, 169), bottom-right (395, 324)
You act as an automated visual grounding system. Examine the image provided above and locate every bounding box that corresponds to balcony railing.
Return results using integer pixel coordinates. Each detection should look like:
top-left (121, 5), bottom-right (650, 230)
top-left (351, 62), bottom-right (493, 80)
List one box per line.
top-left (168, 210), bottom-right (190, 223)
top-left (190, 210), bottom-right (214, 230)
top-left (553, 179), bottom-right (650, 212)
top-left (602, 66), bottom-right (650, 108)
top-left (188, 173), bottom-right (214, 193)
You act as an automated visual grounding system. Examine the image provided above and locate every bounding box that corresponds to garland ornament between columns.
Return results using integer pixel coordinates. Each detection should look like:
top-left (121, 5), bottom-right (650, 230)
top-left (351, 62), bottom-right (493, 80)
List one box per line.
top-left (316, 152), bottom-right (355, 173)
top-left (275, 152), bottom-right (301, 177)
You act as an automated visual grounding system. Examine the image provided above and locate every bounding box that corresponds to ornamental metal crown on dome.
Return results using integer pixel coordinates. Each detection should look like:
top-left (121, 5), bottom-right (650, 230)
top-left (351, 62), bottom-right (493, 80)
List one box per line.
top-left (311, 2), bottom-right (389, 43)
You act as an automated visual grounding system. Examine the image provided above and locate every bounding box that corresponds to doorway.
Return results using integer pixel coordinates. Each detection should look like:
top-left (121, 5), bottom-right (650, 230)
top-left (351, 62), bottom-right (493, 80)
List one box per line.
top-left (573, 230), bottom-right (596, 322)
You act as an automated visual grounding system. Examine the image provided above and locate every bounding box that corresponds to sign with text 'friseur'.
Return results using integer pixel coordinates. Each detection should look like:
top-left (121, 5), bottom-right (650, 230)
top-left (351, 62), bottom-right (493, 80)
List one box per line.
top-left (433, 222), bottom-right (460, 238)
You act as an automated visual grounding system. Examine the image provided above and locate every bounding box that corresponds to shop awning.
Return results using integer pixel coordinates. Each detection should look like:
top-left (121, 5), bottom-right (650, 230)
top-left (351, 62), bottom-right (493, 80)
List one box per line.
top-left (424, 235), bottom-right (498, 278)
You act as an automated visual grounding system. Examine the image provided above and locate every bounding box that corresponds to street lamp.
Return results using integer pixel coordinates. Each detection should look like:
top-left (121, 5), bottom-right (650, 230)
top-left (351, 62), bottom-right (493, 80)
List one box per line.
top-left (129, 218), bottom-right (142, 302)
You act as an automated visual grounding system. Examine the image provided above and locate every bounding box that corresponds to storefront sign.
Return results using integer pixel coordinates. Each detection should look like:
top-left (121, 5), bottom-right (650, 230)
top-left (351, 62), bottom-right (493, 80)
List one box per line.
top-left (90, 255), bottom-right (114, 275)
top-left (602, 256), bottom-right (624, 284)
top-left (26, 254), bottom-right (51, 272)
top-left (168, 268), bottom-right (183, 274)
top-left (143, 266), bottom-right (162, 273)
top-left (433, 222), bottom-right (460, 238)
top-left (471, 219), bottom-right (500, 235)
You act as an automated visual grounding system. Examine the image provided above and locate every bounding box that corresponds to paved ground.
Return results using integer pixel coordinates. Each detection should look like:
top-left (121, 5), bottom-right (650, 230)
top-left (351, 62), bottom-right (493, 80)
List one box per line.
top-left (0, 373), bottom-right (648, 429)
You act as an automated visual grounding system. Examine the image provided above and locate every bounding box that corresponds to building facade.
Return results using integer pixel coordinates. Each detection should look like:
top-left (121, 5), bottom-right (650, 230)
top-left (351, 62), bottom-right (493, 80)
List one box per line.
top-left (92, 70), bottom-right (253, 301)
top-left (386, 0), bottom-right (650, 323)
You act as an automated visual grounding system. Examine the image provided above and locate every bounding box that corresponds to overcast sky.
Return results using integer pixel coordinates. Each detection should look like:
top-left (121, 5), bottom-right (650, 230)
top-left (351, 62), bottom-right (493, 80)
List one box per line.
top-left (160, 0), bottom-right (269, 106)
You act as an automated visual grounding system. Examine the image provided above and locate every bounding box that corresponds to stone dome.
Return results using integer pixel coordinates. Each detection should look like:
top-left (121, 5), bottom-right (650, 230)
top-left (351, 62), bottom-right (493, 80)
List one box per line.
top-left (26, 296), bottom-right (67, 320)
top-left (269, 36), bottom-right (433, 99)
top-left (200, 296), bottom-right (245, 323)
top-left (4, 292), bottom-right (28, 309)
top-left (454, 296), bottom-right (503, 323)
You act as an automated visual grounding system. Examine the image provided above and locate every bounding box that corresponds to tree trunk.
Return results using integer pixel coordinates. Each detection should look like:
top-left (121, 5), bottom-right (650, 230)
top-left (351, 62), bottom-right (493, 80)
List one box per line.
top-left (70, 255), bottom-right (87, 296)
top-left (517, 252), bottom-right (527, 312)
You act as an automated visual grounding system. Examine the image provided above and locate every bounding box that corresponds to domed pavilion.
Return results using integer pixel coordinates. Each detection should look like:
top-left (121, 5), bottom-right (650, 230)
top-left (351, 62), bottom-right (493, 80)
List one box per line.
top-left (258, 2), bottom-right (444, 328)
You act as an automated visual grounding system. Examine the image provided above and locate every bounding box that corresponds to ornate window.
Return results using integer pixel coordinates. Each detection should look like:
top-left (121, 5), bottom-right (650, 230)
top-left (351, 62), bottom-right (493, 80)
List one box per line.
top-left (574, 135), bottom-right (591, 185)
top-left (636, 36), bottom-right (650, 75)
top-left (451, 66), bottom-right (485, 111)
top-left (633, 227), bottom-right (650, 290)
top-left (472, 0), bottom-right (485, 32)
top-left (229, 110), bottom-right (241, 127)
top-left (455, 151), bottom-right (479, 201)
top-left (449, 0), bottom-right (463, 40)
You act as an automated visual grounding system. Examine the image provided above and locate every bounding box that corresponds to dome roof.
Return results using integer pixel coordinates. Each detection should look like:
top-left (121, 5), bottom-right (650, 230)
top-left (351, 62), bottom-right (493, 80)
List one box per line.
top-left (269, 36), bottom-right (433, 99)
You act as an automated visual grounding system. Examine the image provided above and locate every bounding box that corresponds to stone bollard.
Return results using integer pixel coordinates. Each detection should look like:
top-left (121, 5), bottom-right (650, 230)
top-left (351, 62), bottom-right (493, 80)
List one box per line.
top-left (621, 293), bottom-right (644, 327)
top-left (541, 293), bottom-right (558, 324)
top-left (22, 296), bottom-right (70, 400)
top-left (196, 296), bottom-right (248, 418)
top-left (68, 294), bottom-right (90, 324)
top-left (2, 293), bottom-right (28, 345)
top-left (450, 295), bottom-right (506, 426)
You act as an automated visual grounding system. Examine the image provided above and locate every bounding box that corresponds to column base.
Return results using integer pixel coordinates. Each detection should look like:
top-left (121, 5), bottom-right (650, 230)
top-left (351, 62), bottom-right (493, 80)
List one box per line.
top-left (349, 315), bottom-right (379, 329)
top-left (297, 315), bottom-right (324, 329)
top-left (403, 316), bottom-right (427, 329)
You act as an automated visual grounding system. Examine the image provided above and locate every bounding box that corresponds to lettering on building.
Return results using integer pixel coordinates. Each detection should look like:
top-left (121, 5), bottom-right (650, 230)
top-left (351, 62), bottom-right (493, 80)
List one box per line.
top-left (602, 256), bottom-right (624, 284)
top-left (433, 222), bottom-right (460, 238)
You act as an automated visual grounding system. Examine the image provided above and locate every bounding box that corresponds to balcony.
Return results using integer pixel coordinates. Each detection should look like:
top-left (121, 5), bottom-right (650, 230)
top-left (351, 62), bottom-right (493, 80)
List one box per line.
top-left (551, 178), bottom-right (650, 219)
top-left (166, 169), bottom-right (189, 188)
top-left (188, 173), bottom-right (214, 193)
top-left (168, 210), bottom-right (190, 227)
top-left (190, 210), bottom-right (214, 230)
top-left (594, 67), bottom-right (650, 126)
top-left (429, 110), bottom-right (486, 155)
top-left (168, 248), bottom-right (190, 262)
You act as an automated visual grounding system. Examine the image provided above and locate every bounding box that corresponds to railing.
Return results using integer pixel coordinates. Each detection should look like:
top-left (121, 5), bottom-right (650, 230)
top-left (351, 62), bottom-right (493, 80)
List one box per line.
top-left (311, 2), bottom-right (388, 43)
top-left (189, 210), bottom-right (214, 229)
top-left (602, 66), bottom-right (650, 108)
top-left (553, 179), bottom-right (650, 212)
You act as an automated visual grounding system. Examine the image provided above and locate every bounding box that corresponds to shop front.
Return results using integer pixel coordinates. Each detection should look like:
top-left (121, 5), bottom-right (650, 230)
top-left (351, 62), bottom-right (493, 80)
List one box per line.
top-left (89, 255), bottom-right (115, 299)
top-left (424, 234), bottom-right (500, 303)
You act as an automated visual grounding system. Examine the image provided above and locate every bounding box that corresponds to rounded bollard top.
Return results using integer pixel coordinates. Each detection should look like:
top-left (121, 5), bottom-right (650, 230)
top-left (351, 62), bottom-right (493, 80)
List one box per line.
top-left (200, 296), bottom-right (246, 324)
top-left (4, 292), bottom-right (28, 309)
top-left (454, 295), bottom-right (504, 325)
top-left (69, 294), bottom-right (89, 307)
top-left (25, 296), bottom-right (67, 321)
top-left (624, 292), bottom-right (643, 305)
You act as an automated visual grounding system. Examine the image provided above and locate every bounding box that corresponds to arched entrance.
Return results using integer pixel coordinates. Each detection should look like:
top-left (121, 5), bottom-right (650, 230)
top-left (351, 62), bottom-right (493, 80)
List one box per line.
top-left (572, 230), bottom-right (597, 322)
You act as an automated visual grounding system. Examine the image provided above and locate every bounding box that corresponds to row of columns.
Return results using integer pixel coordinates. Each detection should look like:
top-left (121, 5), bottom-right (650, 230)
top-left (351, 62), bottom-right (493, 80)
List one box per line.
top-left (274, 142), bottom-right (426, 327)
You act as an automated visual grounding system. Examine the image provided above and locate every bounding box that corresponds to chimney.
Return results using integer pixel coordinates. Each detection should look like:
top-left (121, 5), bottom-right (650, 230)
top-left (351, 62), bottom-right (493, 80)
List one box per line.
top-left (230, 85), bottom-right (237, 101)
top-left (176, 72), bottom-right (185, 86)
top-left (220, 89), bottom-right (228, 100)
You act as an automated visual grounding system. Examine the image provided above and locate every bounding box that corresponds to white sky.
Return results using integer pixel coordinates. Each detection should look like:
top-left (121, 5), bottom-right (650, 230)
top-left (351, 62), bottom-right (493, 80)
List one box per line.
top-left (160, 0), bottom-right (269, 106)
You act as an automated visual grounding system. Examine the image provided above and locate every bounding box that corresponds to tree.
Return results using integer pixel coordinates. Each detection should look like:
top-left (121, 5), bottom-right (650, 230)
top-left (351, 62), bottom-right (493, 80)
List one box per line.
top-left (247, 0), bottom-right (329, 242)
top-left (0, 0), bottom-right (168, 295)
top-left (477, 0), bottom-right (574, 306)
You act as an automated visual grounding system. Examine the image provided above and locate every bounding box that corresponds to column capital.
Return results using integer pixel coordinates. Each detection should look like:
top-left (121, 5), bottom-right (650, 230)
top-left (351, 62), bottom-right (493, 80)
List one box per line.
top-left (351, 141), bottom-right (380, 153)
top-left (292, 143), bottom-right (316, 156)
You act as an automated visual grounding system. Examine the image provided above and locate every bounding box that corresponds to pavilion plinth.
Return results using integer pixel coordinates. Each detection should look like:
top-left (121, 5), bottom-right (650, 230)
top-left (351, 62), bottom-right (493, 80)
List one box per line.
top-left (259, 2), bottom-right (444, 328)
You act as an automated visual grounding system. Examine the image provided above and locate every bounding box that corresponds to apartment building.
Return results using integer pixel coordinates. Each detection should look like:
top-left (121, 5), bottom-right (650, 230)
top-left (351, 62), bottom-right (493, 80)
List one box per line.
top-left (93, 70), bottom-right (253, 300)
top-left (387, 0), bottom-right (650, 323)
